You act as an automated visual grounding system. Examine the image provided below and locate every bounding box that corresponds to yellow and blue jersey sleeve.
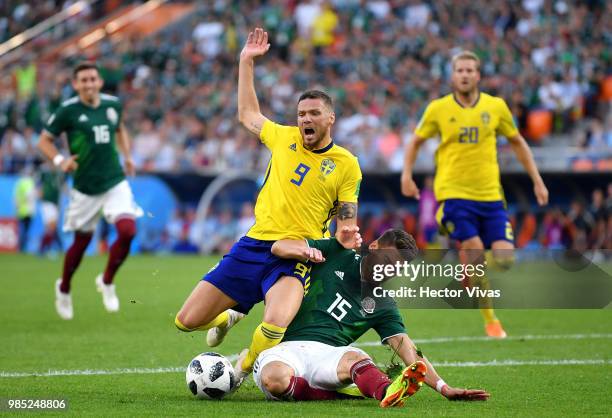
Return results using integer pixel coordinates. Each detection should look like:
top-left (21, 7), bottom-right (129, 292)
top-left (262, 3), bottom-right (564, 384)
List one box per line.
top-left (414, 101), bottom-right (440, 139)
top-left (496, 99), bottom-right (519, 139)
top-left (338, 156), bottom-right (362, 203)
top-left (260, 120), bottom-right (300, 151)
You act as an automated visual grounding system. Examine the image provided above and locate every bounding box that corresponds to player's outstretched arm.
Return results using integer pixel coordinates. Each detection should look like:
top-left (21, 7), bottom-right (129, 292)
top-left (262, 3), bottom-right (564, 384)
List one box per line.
top-left (238, 27), bottom-right (270, 137)
top-left (507, 133), bottom-right (549, 206)
top-left (116, 123), bottom-right (135, 176)
top-left (400, 135), bottom-right (426, 199)
top-left (37, 131), bottom-right (78, 173)
top-left (271, 239), bottom-right (325, 263)
top-left (387, 334), bottom-right (490, 401)
top-left (335, 202), bottom-right (360, 249)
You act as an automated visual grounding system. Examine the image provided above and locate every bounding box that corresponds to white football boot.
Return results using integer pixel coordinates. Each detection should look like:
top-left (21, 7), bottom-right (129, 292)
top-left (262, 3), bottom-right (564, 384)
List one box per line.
top-left (232, 348), bottom-right (251, 392)
top-left (95, 274), bottom-right (119, 312)
top-left (55, 279), bottom-right (73, 320)
top-left (206, 309), bottom-right (245, 347)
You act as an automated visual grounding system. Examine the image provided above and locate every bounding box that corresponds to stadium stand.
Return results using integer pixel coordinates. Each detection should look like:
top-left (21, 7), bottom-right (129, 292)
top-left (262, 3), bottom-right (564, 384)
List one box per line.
top-left (0, 0), bottom-right (609, 253)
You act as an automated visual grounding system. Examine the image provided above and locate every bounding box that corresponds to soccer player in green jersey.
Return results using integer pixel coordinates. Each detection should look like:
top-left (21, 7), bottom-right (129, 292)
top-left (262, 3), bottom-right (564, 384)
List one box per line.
top-left (252, 229), bottom-right (489, 407)
top-left (38, 62), bottom-right (142, 320)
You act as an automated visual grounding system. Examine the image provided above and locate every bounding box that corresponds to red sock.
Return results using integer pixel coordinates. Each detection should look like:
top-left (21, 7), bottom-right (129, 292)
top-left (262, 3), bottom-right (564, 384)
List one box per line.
top-left (102, 218), bottom-right (136, 284)
top-left (60, 232), bottom-right (93, 293)
top-left (40, 231), bottom-right (53, 253)
top-left (282, 376), bottom-right (338, 401)
top-left (350, 359), bottom-right (391, 401)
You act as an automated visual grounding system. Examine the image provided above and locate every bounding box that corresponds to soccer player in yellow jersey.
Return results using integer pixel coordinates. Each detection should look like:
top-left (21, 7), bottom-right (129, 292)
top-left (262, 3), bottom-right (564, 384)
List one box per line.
top-left (401, 51), bottom-right (549, 338)
top-left (175, 28), bottom-right (362, 387)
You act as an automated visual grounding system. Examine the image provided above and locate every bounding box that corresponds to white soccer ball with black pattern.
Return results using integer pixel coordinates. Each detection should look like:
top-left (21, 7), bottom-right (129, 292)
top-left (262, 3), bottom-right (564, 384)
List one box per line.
top-left (186, 352), bottom-right (235, 399)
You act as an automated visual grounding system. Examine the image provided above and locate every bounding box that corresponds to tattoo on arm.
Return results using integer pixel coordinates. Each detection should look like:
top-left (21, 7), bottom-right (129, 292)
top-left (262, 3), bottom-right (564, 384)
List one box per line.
top-left (337, 202), bottom-right (357, 220)
top-left (248, 121), bottom-right (262, 135)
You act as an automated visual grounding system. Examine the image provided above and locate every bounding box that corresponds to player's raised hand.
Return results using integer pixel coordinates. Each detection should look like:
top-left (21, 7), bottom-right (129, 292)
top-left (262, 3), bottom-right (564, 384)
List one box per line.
top-left (303, 246), bottom-right (325, 263)
top-left (442, 386), bottom-right (490, 401)
top-left (337, 225), bottom-right (362, 250)
top-left (60, 155), bottom-right (78, 173)
top-left (401, 174), bottom-right (420, 200)
top-left (534, 180), bottom-right (549, 206)
top-left (124, 157), bottom-right (136, 177)
top-left (240, 27), bottom-right (270, 60)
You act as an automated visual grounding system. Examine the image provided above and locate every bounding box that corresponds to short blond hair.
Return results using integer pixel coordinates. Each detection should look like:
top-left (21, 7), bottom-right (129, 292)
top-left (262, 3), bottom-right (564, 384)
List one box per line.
top-left (451, 51), bottom-right (481, 71)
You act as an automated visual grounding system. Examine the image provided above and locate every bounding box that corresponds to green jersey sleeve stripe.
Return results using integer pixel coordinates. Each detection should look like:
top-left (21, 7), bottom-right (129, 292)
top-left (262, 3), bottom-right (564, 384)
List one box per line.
top-left (100, 93), bottom-right (119, 101)
top-left (60, 96), bottom-right (79, 107)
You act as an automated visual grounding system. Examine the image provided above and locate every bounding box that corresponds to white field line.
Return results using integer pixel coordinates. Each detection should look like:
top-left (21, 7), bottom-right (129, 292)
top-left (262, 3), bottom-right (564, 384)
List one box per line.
top-left (2, 333), bottom-right (611, 378)
top-left (2, 358), bottom-right (609, 379)
top-left (425, 359), bottom-right (610, 368)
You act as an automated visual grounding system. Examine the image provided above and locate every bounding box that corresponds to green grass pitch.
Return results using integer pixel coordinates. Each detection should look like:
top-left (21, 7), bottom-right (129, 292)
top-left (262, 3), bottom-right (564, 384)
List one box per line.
top-left (1, 254), bottom-right (610, 417)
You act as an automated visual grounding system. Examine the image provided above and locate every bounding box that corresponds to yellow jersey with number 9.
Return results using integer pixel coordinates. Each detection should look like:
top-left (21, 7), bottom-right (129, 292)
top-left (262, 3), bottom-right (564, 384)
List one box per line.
top-left (415, 93), bottom-right (518, 202)
top-left (247, 120), bottom-right (362, 241)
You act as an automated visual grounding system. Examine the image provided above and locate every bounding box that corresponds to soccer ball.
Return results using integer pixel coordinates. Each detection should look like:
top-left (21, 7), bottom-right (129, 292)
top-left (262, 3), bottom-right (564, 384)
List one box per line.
top-left (186, 352), bottom-right (235, 399)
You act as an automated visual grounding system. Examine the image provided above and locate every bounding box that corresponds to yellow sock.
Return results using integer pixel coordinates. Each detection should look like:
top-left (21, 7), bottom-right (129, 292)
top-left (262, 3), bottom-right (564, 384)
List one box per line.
top-left (174, 310), bottom-right (229, 332)
top-left (201, 311), bottom-right (230, 330)
top-left (468, 272), bottom-right (497, 325)
top-left (485, 250), bottom-right (495, 268)
top-left (480, 308), bottom-right (498, 325)
top-left (485, 250), bottom-right (514, 271)
top-left (242, 322), bottom-right (286, 371)
top-left (174, 316), bottom-right (191, 332)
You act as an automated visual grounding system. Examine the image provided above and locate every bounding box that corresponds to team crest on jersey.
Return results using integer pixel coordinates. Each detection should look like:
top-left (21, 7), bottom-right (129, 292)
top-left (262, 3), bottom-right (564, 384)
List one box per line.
top-left (481, 112), bottom-right (490, 125)
top-left (320, 159), bottom-right (336, 176)
top-left (361, 297), bottom-right (375, 315)
top-left (106, 107), bottom-right (118, 125)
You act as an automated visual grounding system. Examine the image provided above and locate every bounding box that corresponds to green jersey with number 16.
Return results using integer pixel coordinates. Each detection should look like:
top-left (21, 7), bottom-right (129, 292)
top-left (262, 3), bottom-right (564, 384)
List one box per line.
top-left (44, 94), bottom-right (125, 195)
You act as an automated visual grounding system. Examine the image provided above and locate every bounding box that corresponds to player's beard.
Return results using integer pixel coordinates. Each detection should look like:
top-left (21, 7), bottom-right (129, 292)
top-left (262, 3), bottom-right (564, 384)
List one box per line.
top-left (302, 126), bottom-right (328, 151)
top-left (453, 79), bottom-right (477, 97)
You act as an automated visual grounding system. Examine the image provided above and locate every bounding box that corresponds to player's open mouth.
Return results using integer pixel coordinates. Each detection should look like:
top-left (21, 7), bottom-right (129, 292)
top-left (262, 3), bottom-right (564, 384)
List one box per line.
top-left (304, 128), bottom-right (315, 136)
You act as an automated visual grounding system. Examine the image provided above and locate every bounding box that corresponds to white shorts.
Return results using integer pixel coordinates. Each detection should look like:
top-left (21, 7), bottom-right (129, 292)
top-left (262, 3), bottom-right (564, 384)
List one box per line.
top-left (253, 341), bottom-right (367, 400)
top-left (63, 180), bottom-right (143, 232)
top-left (40, 202), bottom-right (59, 225)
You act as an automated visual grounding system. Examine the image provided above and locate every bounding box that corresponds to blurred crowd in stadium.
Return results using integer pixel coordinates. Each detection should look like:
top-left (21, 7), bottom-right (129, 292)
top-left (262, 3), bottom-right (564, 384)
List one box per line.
top-left (0, 0), bottom-right (115, 40)
top-left (2, 0), bottom-right (611, 174)
top-left (158, 178), bottom-right (611, 255)
top-left (2, 0), bottom-right (611, 253)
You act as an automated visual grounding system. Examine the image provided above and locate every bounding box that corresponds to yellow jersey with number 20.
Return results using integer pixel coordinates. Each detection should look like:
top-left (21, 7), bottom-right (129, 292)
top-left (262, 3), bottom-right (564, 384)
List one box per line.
top-left (247, 120), bottom-right (362, 241)
top-left (415, 93), bottom-right (519, 202)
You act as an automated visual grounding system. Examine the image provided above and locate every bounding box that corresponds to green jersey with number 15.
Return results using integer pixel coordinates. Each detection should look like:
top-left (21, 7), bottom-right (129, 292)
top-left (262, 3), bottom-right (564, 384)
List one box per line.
top-left (44, 94), bottom-right (125, 195)
top-left (282, 238), bottom-right (406, 346)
